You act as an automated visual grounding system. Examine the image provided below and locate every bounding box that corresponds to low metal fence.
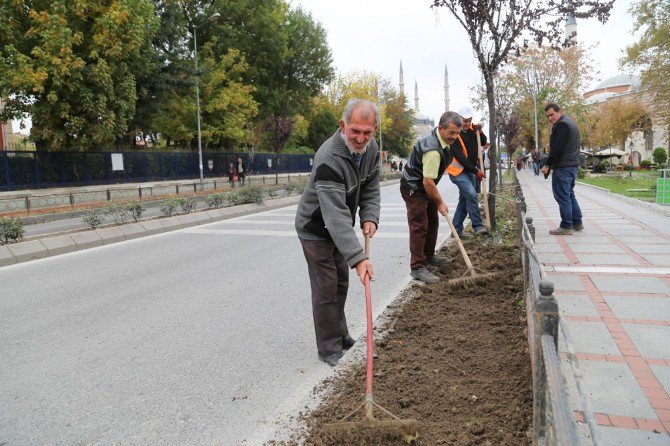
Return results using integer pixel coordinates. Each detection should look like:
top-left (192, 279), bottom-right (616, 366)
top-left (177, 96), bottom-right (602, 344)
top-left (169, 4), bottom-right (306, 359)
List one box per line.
top-left (0, 150), bottom-right (313, 190)
top-left (514, 176), bottom-right (589, 445)
top-left (0, 173), bottom-right (309, 215)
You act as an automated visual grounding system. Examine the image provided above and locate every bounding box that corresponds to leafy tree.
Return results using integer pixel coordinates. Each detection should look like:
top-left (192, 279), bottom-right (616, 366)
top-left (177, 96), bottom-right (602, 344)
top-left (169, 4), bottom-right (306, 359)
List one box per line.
top-left (0, 0), bottom-right (158, 150)
top-left (381, 95), bottom-right (415, 157)
top-left (432, 0), bottom-right (614, 229)
top-left (589, 99), bottom-right (649, 149)
top-left (653, 147), bottom-right (668, 164)
top-left (324, 71), bottom-right (413, 153)
top-left (200, 46), bottom-right (258, 150)
top-left (491, 45), bottom-right (595, 150)
top-left (622, 0), bottom-right (670, 128)
top-left (304, 98), bottom-right (338, 150)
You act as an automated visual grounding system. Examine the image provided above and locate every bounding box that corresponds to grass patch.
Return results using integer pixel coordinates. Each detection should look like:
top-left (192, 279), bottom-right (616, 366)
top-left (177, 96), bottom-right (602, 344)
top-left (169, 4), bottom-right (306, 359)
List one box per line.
top-left (578, 171), bottom-right (659, 200)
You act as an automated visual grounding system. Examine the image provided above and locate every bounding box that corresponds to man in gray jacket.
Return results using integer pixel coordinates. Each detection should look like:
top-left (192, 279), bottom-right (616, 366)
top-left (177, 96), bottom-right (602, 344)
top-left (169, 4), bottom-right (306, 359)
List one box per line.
top-left (295, 98), bottom-right (381, 367)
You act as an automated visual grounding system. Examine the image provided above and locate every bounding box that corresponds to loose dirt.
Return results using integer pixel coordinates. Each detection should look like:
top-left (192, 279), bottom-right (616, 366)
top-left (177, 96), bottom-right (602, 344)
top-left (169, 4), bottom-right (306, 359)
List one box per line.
top-left (272, 191), bottom-right (532, 445)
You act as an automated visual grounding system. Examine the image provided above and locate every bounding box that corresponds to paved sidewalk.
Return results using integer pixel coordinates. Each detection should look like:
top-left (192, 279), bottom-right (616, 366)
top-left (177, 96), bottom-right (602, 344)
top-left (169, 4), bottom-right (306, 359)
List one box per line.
top-left (518, 169), bottom-right (670, 445)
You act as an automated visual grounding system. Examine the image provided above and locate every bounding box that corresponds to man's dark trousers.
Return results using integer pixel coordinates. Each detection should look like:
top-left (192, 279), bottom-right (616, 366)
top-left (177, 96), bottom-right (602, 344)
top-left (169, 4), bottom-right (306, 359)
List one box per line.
top-left (299, 238), bottom-right (349, 355)
top-left (552, 166), bottom-right (583, 229)
top-left (400, 185), bottom-right (439, 270)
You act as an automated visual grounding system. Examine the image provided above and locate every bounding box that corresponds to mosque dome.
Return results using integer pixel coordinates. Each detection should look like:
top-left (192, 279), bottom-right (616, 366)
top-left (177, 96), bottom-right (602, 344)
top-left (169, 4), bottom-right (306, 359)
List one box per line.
top-left (584, 74), bottom-right (641, 103)
top-left (593, 74), bottom-right (640, 91)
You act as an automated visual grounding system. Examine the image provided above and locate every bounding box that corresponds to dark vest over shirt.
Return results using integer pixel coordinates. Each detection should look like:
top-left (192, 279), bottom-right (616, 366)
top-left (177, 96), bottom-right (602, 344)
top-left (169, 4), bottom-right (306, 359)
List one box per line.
top-left (401, 128), bottom-right (451, 191)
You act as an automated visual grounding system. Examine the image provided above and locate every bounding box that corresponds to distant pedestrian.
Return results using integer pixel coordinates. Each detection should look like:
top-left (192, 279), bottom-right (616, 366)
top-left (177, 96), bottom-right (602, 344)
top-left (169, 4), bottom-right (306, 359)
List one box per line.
top-left (398, 160), bottom-right (403, 171)
top-left (539, 145), bottom-right (550, 170)
top-left (236, 157), bottom-right (246, 186)
top-left (541, 103), bottom-right (583, 235)
top-left (531, 148), bottom-right (540, 176)
top-left (228, 163), bottom-right (237, 188)
top-left (391, 160), bottom-right (398, 171)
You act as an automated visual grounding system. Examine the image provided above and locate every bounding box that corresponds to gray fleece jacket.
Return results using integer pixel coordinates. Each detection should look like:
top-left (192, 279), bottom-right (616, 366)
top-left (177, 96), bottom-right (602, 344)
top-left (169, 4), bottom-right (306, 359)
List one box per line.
top-left (295, 130), bottom-right (381, 268)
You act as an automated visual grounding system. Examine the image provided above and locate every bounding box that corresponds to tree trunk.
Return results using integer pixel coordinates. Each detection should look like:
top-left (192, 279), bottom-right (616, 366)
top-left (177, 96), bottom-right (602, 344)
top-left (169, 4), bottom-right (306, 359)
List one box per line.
top-left (484, 73), bottom-right (498, 231)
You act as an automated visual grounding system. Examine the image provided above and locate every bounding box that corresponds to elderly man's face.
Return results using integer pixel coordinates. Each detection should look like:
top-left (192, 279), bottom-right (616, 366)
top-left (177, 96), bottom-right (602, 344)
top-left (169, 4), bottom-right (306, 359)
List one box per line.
top-left (339, 108), bottom-right (377, 154)
top-left (546, 108), bottom-right (562, 125)
top-left (438, 122), bottom-right (463, 145)
top-left (461, 117), bottom-right (472, 130)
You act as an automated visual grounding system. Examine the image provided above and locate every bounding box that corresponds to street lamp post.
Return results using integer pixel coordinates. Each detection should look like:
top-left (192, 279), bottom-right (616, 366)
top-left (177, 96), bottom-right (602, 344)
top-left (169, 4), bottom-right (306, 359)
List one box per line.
top-left (531, 68), bottom-right (539, 153)
top-left (193, 13), bottom-right (220, 190)
top-left (629, 140), bottom-right (634, 178)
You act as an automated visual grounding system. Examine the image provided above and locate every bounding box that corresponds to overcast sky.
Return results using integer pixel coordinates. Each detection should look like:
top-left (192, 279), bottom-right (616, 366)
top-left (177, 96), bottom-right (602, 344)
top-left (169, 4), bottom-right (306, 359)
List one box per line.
top-left (12, 0), bottom-right (638, 134)
top-left (291, 0), bottom-right (639, 124)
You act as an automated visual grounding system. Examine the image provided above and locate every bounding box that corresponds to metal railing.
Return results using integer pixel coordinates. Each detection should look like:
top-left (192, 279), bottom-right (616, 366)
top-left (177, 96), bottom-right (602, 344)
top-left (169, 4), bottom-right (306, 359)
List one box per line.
top-left (0, 173), bottom-right (309, 215)
top-left (514, 176), bottom-right (587, 446)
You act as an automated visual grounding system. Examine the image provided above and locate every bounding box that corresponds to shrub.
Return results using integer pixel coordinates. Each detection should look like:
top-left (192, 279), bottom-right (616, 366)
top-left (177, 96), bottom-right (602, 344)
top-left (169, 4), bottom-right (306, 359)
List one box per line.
top-left (104, 200), bottom-right (130, 224)
top-left (652, 147), bottom-right (668, 165)
top-left (82, 210), bottom-right (104, 229)
top-left (205, 193), bottom-right (225, 208)
top-left (127, 200), bottom-right (145, 222)
top-left (160, 197), bottom-right (179, 217)
top-left (284, 182), bottom-right (306, 195)
top-left (577, 167), bottom-right (585, 179)
top-left (177, 196), bottom-right (197, 214)
top-left (640, 159), bottom-right (652, 167)
top-left (0, 217), bottom-right (25, 244)
top-left (234, 185), bottom-right (263, 205)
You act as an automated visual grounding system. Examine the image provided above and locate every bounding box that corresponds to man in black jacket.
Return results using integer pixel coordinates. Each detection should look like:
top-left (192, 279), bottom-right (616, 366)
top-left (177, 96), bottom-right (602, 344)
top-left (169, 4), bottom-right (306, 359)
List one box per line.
top-left (541, 103), bottom-right (583, 235)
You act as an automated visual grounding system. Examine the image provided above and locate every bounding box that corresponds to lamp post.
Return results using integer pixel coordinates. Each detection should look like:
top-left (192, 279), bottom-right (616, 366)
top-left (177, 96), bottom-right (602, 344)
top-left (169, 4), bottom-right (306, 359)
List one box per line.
top-left (193, 12), bottom-right (220, 190)
top-left (531, 68), bottom-right (539, 153)
top-left (629, 140), bottom-right (634, 178)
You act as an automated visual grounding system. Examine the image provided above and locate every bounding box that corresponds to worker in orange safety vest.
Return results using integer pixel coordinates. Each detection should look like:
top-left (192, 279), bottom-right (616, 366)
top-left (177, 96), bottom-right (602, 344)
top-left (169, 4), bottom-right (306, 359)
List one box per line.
top-left (447, 106), bottom-right (488, 237)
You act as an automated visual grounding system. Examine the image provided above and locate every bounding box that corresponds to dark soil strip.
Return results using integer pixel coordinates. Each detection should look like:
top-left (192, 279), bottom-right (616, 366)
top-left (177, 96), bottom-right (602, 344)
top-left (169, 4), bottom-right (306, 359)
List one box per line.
top-left (274, 193), bottom-right (532, 445)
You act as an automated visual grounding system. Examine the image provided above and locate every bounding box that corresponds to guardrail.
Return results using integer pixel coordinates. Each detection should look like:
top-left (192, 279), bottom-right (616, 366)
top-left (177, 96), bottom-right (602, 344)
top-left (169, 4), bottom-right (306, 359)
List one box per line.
top-left (0, 173), bottom-right (309, 215)
top-left (513, 175), bottom-right (588, 446)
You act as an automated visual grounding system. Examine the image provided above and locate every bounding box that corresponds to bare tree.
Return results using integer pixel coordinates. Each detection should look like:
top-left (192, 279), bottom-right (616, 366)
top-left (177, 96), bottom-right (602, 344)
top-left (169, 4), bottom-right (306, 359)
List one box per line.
top-left (432, 0), bottom-right (614, 229)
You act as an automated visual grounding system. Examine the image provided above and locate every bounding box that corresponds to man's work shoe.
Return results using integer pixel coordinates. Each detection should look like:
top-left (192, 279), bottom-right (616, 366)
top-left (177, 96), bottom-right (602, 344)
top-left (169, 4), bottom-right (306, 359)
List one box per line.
top-left (573, 223), bottom-right (584, 231)
top-left (410, 267), bottom-right (440, 284)
top-left (450, 232), bottom-right (469, 239)
top-left (474, 226), bottom-right (489, 235)
top-left (342, 335), bottom-right (356, 350)
top-left (549, 227), bottom-right (573, 235)
top-left (428, 256), bottom-right (450, 266)
top-left (318, 351), bottom-right (344, 367)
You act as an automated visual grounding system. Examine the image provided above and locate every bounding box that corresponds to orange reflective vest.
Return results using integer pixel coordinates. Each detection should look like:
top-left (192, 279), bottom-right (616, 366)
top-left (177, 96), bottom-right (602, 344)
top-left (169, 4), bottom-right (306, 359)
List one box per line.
top-left (446, 135), bottom-right (468, 176)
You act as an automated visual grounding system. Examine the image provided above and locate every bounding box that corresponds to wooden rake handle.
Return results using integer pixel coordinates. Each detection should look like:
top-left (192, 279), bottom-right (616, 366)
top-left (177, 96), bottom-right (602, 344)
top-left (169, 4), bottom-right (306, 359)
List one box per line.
top-left (444, 212), bottom-right (475, 272)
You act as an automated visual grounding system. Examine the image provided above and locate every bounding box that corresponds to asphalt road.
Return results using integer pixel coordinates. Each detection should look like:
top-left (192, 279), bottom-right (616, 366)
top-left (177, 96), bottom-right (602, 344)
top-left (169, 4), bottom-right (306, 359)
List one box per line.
top-left (0, 180), bottom-right (461, 445)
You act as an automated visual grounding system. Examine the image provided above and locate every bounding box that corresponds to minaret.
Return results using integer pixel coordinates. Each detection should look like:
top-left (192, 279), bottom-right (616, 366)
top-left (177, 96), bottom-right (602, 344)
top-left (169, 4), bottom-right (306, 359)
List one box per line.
top-left (565, 14), bottom-right (577, 43)
top-left (399, 60), bottom-right (405, 97)
top-left (444, 64), bottom-right (450, 112)
top-left (414, 81), bottom-right (419, 111)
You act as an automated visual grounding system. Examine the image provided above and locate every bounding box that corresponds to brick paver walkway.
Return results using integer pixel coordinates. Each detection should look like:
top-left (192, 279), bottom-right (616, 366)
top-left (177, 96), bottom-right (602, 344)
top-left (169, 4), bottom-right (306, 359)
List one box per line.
top-left (518, 169), bottom-right (670, 445)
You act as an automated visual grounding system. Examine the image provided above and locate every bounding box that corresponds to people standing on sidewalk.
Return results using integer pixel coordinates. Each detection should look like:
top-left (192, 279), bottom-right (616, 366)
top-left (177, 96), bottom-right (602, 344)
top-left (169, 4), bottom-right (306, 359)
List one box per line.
top-left (400, 111), bottom-right (463, 284)
top-left (447, 106), bottom-right (488, 238)
top-left (236, 157), bottom-right (246, 186)
top-left (531, 148), bottom-right (540, 176)
top-left (541, 103), bottom-right (583, 235)
top-left (295, 98), bottom-right (381, 367)
top-left (228, 163), bottom-right (237, 188)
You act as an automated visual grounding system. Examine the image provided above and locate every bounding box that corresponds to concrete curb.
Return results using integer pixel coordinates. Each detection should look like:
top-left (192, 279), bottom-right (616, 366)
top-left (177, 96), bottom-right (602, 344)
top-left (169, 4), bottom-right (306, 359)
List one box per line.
top-left (0, 194), bottom-right (303, 267)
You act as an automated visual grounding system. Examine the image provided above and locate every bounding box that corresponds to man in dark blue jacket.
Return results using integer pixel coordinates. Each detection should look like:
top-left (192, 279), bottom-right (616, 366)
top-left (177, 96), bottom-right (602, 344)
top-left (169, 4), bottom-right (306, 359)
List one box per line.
top-left (541, 103), bottom-right (583, 235)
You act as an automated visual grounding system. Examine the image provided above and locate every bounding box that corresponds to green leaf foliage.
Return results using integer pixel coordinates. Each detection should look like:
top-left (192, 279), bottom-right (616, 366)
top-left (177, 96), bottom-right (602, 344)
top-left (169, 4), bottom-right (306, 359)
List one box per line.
top-left (0, 0), bottom-right (159, 150)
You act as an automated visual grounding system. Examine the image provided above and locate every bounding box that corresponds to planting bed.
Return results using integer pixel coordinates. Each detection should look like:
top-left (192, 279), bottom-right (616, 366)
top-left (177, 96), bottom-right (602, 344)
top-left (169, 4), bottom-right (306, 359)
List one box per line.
top-left (273, 191), bottom-right (532, 445)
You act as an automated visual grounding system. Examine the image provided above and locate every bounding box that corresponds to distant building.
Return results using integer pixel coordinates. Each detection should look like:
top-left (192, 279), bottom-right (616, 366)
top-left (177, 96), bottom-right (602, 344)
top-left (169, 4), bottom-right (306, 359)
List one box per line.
top-left (584, 74), bottom-right (668, 165)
